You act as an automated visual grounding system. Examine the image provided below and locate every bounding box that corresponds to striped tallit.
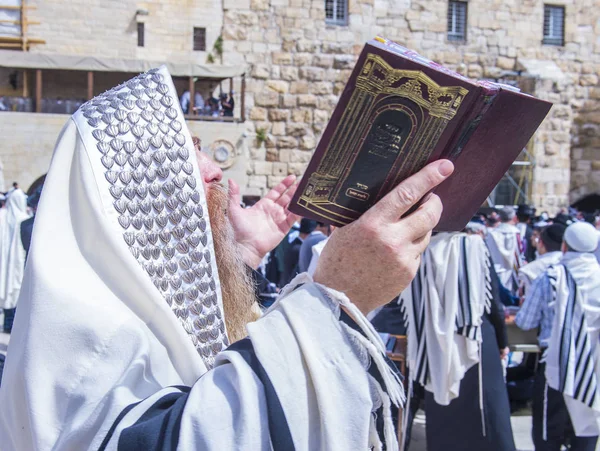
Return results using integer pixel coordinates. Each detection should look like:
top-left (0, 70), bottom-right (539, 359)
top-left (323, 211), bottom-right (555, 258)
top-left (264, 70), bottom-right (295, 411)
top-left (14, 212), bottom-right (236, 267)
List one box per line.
top-left (544, 260), bottom-right (600, 436)
top-left (400, 233), bottom-right (491, 404)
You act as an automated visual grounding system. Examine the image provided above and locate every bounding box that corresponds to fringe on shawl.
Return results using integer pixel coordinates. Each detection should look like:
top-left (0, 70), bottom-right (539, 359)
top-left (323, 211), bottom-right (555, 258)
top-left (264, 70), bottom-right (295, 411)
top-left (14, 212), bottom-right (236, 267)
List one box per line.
top-left (279, 273), bottom-right (405, 450)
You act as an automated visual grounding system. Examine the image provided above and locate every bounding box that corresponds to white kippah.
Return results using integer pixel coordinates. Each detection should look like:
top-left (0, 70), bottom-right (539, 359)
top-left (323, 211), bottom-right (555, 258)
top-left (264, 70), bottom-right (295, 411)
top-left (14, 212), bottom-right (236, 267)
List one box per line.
top-left (564, 221), bottom-right (599, 253)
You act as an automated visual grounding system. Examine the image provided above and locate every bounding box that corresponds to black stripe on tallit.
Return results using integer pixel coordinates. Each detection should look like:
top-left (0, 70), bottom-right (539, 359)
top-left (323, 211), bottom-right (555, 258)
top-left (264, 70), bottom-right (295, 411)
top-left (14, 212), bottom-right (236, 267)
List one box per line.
top-left (558, 266), bottom-right (576, 393)
top-left (98, 400), bottom-right (143, 450)
top-left (462, 237), bottom-right (473, 326)
top-left (227, 338), bottom-right (295, 451)
top-left (98, 385), bottom-right (191, 451)
top-left (118, 387), bottom-right (191, 451)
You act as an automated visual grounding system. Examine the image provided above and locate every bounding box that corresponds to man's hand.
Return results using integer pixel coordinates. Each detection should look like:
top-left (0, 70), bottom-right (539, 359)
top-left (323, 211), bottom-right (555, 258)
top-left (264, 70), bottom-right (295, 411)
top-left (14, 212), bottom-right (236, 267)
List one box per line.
top-left (500, 347), bottom-right (510, 360)
top-left (228, 175), bottom-right (301, 269)
top-left (313, 160), bottom-right (454, 316)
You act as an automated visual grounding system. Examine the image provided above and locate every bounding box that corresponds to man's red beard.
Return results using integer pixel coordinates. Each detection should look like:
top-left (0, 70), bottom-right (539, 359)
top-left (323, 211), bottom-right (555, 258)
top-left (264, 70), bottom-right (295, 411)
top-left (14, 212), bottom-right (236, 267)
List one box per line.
top-left (206, 182), bottom-right (261, 343)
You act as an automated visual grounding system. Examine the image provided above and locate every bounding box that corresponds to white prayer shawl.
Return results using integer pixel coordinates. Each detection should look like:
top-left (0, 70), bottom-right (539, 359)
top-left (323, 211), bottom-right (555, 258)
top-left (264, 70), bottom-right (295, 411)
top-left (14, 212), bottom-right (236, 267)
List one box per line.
top-left (306, 236), bottom-right (328, 277)
top-left (400, 232), bottom-right (491, 406)
top-left (518, 251), bottom-right (563, 295)
top-left (544, 252), bottom-right (600, 437)
top-left (486, 223), bottom-right (523, 291)
top-left (0, 188), bottom-right (29, 309)
top-left (0, 67), bottom-right (402, 450)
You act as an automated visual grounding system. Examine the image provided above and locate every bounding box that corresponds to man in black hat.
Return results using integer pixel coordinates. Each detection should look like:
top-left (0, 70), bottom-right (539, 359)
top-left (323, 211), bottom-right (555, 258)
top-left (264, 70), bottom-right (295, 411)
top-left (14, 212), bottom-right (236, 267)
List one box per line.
top-left (518, 223), bottom-right (566, 297)
top-left (281, 218), bottom-right (316, 286)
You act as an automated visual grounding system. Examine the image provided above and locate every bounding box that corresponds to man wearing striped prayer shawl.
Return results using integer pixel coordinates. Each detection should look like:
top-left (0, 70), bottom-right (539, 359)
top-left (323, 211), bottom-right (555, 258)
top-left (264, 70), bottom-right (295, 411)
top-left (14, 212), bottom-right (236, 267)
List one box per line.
top-left (516, 221), bottom-right (600, 451)
top-left (399, 231), bottom-right (515, 451)
top-left (0, 67), bottom-right (455, 451)
top-left (486, 206), bottom-right (525, 295)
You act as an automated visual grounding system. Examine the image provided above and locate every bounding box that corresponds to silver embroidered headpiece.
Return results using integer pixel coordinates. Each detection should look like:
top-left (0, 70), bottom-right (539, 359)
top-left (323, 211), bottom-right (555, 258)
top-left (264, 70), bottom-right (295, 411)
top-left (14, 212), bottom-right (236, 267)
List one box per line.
top-left (74, 66), bottom-right (228, 368)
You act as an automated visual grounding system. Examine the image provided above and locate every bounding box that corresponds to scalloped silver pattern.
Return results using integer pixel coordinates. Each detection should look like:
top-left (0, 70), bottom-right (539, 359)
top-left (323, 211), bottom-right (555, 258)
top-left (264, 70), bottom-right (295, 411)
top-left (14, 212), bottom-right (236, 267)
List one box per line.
top-left (79, 68), bottom-right (227, 368)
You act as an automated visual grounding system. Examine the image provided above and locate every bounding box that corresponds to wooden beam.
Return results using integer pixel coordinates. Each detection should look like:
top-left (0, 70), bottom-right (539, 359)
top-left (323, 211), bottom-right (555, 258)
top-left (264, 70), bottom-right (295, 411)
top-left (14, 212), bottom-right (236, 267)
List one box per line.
top-left (188, 76), bottom-right (195, 115)
top-left (35, 69), bottom-right (41, 113)
top-left (22, 70), bottom-right (28, 98)
top-left (87, 71), bottom-right (94, 100)
top-left (241, 73), bottom-right (246, 122)
top-left (20, 0), bottom-right (27, 50)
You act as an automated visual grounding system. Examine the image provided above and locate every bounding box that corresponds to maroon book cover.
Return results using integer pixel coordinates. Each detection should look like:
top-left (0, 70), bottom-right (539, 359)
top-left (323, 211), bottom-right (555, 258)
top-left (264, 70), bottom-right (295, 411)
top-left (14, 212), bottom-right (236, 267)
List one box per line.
top-left (288, 38), bottom-right (552, 231)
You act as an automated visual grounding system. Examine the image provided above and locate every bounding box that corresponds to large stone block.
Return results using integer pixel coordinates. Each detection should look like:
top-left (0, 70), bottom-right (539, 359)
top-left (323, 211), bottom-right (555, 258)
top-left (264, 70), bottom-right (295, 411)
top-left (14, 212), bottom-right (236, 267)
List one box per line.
top-left (291, 108), bottom-right (313, 123)
top-left (272, 52), bottom-right (293, 65)
top-left (272, 122), bottom-right (287, 136)
top-left (297, 94), bottom-right (318, 106)
top-left (272, 162), bottom-right (288, 176)
top-left (266, 80), bottom-right (290, 93)
top-left (268, 109), bottom-right (291, 121)
top-left (252, 64), bottom-right (270, 79)
top-left (288, 162), bottom-right (308, 176)
top-left (291, 149), bottom-right (313, 162)
top-left (281, 66), bottom-right (300, 81)
top-left (255, 92), bottom-right (280, 107)
top-left (496, 56), bottom-right (515, 70)
top-left (278, 136), bottom-right (298, 148)
top-left (282, 94), bottom-right (298, 107)
top-left (249, 107), bottom-right (267, 121)
top-left (287, 123), bottom-right (308, 136)
top-left (290, 81), bottom-right (310, 94)
top-left (333, 55), bottom-right (356, 69)
top-left (314, 54), bottom-right (334, 68)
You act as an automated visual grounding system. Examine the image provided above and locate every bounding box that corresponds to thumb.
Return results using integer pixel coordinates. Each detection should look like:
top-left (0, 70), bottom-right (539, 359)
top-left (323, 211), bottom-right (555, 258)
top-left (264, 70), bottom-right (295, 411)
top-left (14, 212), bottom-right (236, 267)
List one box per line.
top-left (228, 178), bottom-right (242, 209)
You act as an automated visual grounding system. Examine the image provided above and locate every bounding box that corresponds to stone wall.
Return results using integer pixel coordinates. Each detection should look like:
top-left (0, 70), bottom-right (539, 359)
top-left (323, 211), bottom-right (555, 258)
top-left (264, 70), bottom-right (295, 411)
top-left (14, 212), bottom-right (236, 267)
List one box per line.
top-left (26, 0), bottom-right (223, 62)
top-left (1, 0), bottom-right (599, 211)
top-left (222, 0), bottom-right (600, 212)
top-left (0, 112), bottom-right (250, 192)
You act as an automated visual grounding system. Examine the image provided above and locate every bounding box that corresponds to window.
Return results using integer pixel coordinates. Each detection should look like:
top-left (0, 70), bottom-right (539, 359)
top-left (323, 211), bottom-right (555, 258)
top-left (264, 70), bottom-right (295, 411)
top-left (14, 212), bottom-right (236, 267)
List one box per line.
top-left (325, 0), bottom-right (348, 25)
top-left (447, 1), bottom-right (467, 42)
top-left (193, 27), bottom-right (206, 51)
top-left (137, 22), bottom-right (144, 47)
top-left (543, 5), bottom-right (565, 46)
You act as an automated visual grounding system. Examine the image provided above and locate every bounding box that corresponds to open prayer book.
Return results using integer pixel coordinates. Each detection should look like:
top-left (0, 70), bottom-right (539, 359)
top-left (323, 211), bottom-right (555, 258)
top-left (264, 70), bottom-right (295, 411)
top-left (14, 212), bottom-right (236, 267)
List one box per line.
top-left (289, 37), bottom-right (552, 231)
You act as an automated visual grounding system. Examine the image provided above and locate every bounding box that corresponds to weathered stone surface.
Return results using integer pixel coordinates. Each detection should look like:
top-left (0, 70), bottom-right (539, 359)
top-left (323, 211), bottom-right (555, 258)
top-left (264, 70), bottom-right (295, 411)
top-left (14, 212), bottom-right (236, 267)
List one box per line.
top-left (254, 92), bottom-right (280, 107)
top-left (286, 123), bottom-right (308, 137)
top-left (252, 64), bottom-right (270, 79)
top-left (266, 80), bottom-right (289, 93)
top-left (249, 107), bottom-right (267, 121)
top-left (297, 94), bottom-right (318, 106)
top-left (277, 136), bottom-right (297, 148)
top-left (268, 109), bottom-right (290, 121)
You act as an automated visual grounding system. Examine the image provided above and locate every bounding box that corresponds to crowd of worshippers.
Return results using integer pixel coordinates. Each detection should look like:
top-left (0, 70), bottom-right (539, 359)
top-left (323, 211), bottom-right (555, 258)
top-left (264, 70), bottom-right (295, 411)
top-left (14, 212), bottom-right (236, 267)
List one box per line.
top-left (250, 204), bottom-right (600, 451)
top-left (179, 88), bottom-right (235, 118)
top-left (0, 182), bottom-right (41, 335)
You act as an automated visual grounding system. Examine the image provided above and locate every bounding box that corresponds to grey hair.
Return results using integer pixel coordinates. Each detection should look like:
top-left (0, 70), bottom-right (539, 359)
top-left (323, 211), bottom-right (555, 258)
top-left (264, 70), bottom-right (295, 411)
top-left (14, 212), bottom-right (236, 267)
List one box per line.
top-left (464, 222), bottom-right (487, 235)
top-left (499, 206), bottom-right (516, 222)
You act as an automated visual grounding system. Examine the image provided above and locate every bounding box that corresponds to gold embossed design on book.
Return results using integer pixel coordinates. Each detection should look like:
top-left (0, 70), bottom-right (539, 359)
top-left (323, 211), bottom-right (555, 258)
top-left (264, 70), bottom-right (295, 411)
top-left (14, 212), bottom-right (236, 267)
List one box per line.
top-left (297, 53), bottom-right (470, 225)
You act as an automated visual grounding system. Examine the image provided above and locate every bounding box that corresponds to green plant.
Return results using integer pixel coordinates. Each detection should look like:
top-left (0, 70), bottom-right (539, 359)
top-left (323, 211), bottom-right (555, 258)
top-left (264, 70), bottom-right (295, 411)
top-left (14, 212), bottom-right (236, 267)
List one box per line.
top-left (213, 35), bottom-right (223, 57)
top-left (256, 128), bottom-right (267, 146)
top-left (206, 53), bottom-right (215, 64)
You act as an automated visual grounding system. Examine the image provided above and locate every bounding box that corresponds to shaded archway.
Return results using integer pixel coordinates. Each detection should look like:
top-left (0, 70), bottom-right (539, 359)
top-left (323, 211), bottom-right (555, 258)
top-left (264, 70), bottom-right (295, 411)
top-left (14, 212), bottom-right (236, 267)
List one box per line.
top-left (27, 174), bottom-right (46, 196)
top-left (571, 193), bottom-right (600, 213)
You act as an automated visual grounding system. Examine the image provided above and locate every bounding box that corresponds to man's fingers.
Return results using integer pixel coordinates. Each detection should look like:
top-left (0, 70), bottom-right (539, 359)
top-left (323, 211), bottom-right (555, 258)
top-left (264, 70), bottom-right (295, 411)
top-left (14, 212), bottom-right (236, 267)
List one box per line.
top-left (264, 175), bottom-right (296, 202)
top-left (276, 182), bottom-right (299, 207)
top-left (400, 193), bottom-right (443, 240)
top-left (365, 160), bottom-right (453, 223)
top-left (227, 179), bottom-right (242, 208)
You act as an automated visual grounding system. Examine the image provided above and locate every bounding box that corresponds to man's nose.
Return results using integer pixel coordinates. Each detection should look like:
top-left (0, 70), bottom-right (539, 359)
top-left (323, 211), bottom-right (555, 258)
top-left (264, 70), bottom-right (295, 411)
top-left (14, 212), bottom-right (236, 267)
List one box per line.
top-left (195, 149), bottom-right (223, 184)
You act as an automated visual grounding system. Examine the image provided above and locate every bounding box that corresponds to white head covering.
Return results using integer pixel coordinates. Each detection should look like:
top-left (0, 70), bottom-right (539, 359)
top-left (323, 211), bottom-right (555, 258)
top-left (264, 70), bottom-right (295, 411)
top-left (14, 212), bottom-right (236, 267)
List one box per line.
top-left (0, 188), bottom-right (29, 309)
top-left (564, 221), bottom-right (599, 253)
top-left (0, 67), bottom-right (230, 449)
